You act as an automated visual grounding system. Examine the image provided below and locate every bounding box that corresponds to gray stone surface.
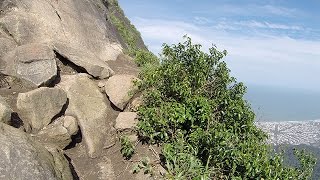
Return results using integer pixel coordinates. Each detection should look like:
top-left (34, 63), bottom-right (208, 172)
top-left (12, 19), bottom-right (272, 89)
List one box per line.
top-left (65, 143), bottom-right (116, 180)
top-left (97, 157), bottom-right (116, 180)
top-left (0, 96), bottom-right (12, 124)
top-left (34, 116), bottom-right (79, 149)
top-left (0, 0), bottom-right (123, 61)
top-left (0, 28), bottom-right (17, 60)
top-left (105, 74), bottom-right (139, 110)
top-left (53, 43), bottom-right (114, 79)
top-left (115, 112), bottom-right (138, 131)
top-left (256, 120), bottom-right (320, 147)
top-left (0, 43), bottom-right (57, 87)
top-left (57, 74), bottom-right (112, 158)
top-left (0, 122), bottom-right (73, 180)
top-left (17, 87), bottom-right (67, 132)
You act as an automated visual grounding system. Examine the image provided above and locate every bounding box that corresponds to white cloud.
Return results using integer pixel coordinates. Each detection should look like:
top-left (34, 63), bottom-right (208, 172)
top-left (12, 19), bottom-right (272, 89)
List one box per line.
top-left (132, 17), bottom-right (320, 91)
top-left (262, 5), bottom-right (298, 17)
top-left (194, 4), bottom-right (300, 18)
top-left (235, 21), bottom-right (303, 30)
top-left (193, 16), bottom-right (211, 25)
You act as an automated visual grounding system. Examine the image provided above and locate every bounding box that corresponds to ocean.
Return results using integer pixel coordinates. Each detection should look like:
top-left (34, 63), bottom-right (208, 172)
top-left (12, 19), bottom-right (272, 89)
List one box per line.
top-left (245, 85), bottom-right (320, 122)
top-left (245, 85), bottom-right (320, 179)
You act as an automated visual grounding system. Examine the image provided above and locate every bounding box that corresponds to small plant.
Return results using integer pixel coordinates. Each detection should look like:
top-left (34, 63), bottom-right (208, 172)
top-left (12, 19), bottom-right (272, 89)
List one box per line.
top-left (120, 136), bottom-right (135, 159)
top-left (132, 157), bottom-right (153, 175)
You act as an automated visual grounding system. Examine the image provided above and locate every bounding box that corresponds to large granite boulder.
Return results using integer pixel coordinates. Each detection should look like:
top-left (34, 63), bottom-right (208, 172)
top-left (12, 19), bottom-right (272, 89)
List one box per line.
top-left (105, 74), bottom-right (139, 110)
top-left (57, 74), bottom-right (112, 158)
top-left (53, 43), bottom-right (114, 79)
top-left (0, 122), bottom-right (73, 180)
top-left (0, 43), bottom-right (57, 87)
top-left (0, 96), bottom-right (12, 124)
top-left (0, 0), bottom-right (123, 62)
top-left (34, 116), bottom-right (79, 149)
top-left (17, 87), bottom-right (67, 132)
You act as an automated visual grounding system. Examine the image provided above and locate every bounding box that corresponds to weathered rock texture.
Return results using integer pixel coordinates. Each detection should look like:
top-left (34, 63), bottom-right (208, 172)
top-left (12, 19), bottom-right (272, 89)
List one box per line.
top-left (34, 116), bottom-right (79, 149)
top-left (57, 74), bottom-right (112, 158)
top-left (17, 87), bottom-right (67, 132)
top-left (53, 43), bottom-right (114, 79)
top-left (115, 112), bottom-right (138, 131)
top-left (0, 0), bottom-right (129, 87)
top-left (1, 43), bottom-right (57, 87)
top-left (0, 28), bottom-right (17, 60)
top-left (0, 0), bottom-right (150, 179)
top-left (0, 122), bottom-right (73, 180)
top-left (105, 74), bottom-right (139, 110)
top-left (0, 0), bottom-right (123, 62)
top-left (0, 96), bottom-right (12, 124)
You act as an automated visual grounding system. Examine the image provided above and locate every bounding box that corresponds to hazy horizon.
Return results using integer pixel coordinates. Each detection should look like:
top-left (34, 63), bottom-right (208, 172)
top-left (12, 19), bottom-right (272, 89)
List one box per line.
top-left (246, 84), bottom-right (320, 122)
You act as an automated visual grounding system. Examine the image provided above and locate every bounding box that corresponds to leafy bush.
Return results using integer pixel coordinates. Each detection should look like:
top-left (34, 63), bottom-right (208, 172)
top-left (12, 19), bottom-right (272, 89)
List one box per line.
top-left (134, 50), bottom-right (159, 67)
top-left (136, 36), bottom-right (316, 179)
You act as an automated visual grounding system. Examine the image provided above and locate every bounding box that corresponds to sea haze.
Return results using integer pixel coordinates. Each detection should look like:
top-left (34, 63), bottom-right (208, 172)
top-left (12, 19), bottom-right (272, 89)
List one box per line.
top-left (245, 85), bottom-right (320, 122)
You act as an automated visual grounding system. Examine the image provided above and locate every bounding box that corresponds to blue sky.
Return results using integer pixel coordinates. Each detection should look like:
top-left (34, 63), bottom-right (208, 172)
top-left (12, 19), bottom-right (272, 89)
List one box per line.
top-left (118, 0), bottom-right (320, 92)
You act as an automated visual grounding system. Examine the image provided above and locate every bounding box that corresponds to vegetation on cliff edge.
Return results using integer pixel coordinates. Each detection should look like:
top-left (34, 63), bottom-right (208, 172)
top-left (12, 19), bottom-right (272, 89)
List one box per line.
top-left (108, 0), bottom-right (147, 56)
top-left (135, 36), bottom-right (316, 179)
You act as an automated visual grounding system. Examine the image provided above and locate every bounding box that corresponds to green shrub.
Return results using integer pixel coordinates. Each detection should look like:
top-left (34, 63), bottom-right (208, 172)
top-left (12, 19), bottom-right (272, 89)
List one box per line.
top-left (136, 36), bottom-right (316, 179)
top-left (120, 136), bottom-right (135, 159)
top-left (134, 50), bottom-right (159, 67)
top-left (108, 0), bottom-right (143, 56)
top-left (132, 157), bottom-right (153, 175)
top-left (109, 14), bottom-right (137, 53)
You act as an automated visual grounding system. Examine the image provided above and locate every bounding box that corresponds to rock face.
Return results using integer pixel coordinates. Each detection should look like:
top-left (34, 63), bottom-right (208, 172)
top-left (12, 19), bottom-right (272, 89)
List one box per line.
top-left (0, 43), bottom-right (57, 87)
top-left (0, 0), bottom-right (123, 62)
top-left (105, 74), bottom-right (138, 110)
top-left (0, 96), bottom-right (12, 124)
top-left (115, 112), bottom-right (138, 131)
top-left (0, 29), bottom-right (17, 60)
top-left (57, 74), bottom-right (112, 158)
top-left (0, 122), bottom-right (73, 180)
top-left (17, 87), bottom-right (67, 132)
top-left (54, 43), bottom-right (114, 79)
top-left (34, 116), bottom-right (79, 149)
top-left (0, 0), bottom-right (150, 179)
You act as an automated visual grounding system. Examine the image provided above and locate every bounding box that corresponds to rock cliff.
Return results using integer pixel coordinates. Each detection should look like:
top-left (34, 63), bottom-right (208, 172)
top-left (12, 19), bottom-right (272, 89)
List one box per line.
top-left (0, 0), bottom-right (155, 179)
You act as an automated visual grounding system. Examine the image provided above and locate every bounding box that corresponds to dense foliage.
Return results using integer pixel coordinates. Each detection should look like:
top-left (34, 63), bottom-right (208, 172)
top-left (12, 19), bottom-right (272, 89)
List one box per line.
top-left (136, 36), bottom-right (316, 179)
top-left (134, 49), bottom-right (159, 67)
